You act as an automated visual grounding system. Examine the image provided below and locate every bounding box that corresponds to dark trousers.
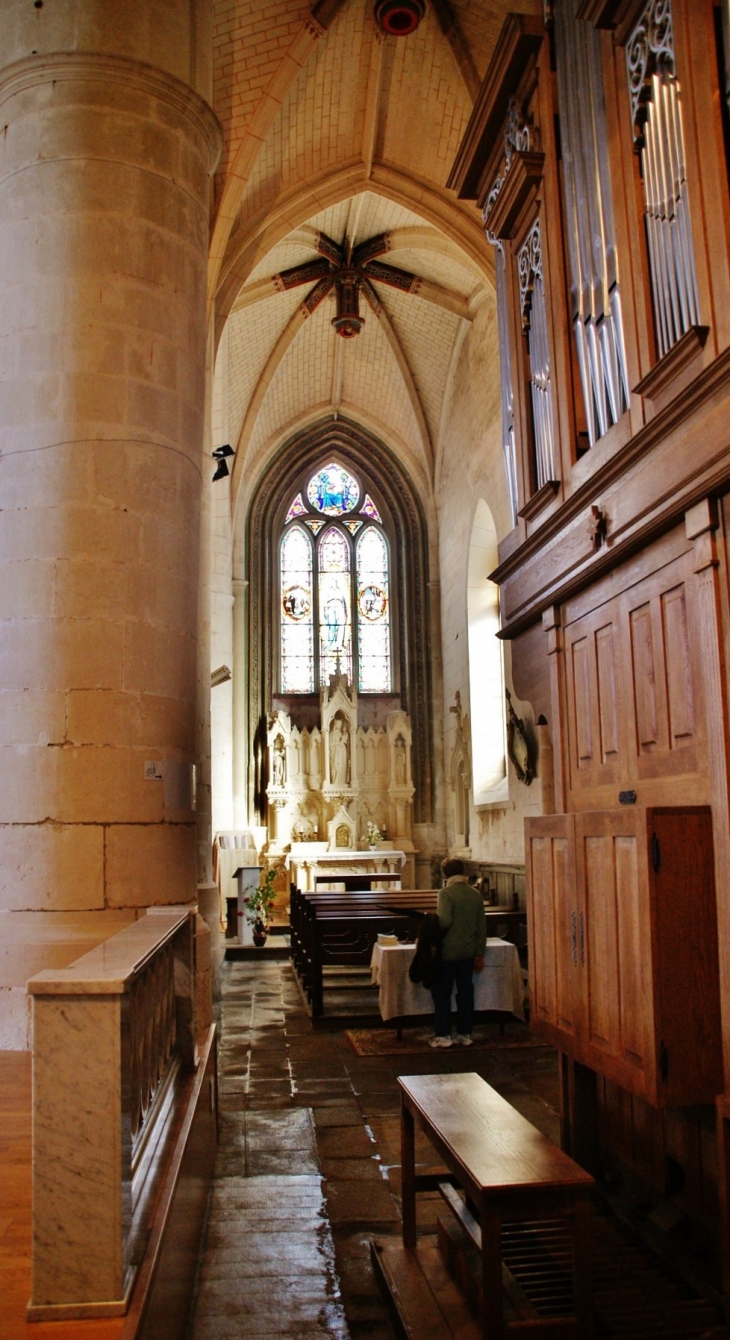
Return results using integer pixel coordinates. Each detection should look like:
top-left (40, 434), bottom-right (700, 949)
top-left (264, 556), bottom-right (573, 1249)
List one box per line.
top-left (431, 958), bottom-right (475, 1037)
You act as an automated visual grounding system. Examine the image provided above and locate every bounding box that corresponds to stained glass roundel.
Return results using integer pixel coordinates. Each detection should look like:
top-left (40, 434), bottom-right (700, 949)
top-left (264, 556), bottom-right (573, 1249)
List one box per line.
top-left (307, 462), bottom-right (360, 516)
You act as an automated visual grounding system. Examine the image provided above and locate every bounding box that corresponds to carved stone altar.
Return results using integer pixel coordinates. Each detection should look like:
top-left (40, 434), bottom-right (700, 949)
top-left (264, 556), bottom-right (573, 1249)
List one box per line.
top-left (266, 674), bottom-right (416, 883)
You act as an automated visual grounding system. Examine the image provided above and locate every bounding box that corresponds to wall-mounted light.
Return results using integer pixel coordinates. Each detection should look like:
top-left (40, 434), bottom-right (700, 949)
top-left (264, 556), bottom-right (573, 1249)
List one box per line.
top-left (212, 443), bottom-right (235, 481)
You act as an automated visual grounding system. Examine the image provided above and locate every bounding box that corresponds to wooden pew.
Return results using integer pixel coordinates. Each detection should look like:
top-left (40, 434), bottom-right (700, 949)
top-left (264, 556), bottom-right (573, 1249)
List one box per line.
top-left (387, 1072), bottom-right (594, 1339)
top-left (289, 888), bottom-right (529, 1019)
top-left (289, 887), bottom-right (439, 1016)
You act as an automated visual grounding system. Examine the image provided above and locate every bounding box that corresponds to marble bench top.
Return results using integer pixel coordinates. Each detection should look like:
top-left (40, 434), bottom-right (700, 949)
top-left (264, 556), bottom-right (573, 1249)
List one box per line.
top-left (27, 907), bottom-right (194, 996)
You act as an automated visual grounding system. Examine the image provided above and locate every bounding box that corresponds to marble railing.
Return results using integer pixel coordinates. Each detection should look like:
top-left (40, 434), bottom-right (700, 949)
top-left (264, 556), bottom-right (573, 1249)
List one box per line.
top-left (26, 907), bottom-right (197, 1322)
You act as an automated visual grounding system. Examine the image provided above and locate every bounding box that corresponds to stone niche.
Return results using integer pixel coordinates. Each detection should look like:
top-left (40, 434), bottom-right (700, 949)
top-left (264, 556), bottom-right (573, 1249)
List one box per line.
top-left (265, 673), bottom-right (416, 872)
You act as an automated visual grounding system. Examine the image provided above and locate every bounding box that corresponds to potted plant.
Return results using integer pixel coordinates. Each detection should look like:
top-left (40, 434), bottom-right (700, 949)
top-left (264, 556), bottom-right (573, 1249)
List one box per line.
top-left (244, 866), bottom-right (277, 946)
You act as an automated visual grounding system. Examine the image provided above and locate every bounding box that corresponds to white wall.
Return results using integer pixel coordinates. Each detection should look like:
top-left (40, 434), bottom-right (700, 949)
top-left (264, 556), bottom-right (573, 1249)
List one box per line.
top-left (436, 296), bottom-right (545, 864)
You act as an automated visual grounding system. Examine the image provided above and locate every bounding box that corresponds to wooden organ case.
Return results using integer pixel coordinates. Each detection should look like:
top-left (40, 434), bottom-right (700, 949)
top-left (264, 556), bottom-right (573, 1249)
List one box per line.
top-left (526, 806), bottom-right (722, 1109)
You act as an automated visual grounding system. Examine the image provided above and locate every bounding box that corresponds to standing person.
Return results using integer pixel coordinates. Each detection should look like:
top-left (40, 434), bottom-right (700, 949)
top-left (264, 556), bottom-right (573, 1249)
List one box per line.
top-left (430, 857), bottom-right (486, 1048)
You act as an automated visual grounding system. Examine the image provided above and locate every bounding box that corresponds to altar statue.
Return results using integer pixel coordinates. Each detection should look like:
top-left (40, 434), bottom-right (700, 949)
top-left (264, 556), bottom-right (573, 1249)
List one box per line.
top-left (330, 718), bottom-right (349, 786)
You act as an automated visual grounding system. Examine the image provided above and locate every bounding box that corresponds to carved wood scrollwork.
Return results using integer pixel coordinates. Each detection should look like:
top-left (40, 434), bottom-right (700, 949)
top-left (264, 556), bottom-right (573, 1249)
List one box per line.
top-left (518, 218), bottom-right (556, 491)
top-left (626, 0), bottom-right (674, 138)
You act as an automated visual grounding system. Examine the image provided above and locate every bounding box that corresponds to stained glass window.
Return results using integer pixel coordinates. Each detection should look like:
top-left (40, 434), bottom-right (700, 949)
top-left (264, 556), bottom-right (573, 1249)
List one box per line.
top-left (285, 493), bottom-right (308, 522)
top-left (356, 527), bottom-right (390, 692)
top-left (360, 493), bottom-right (382, 522)
top-left (280, 525), bottom-right (314, 693)
top-left (307, 462), bottom-right (360, 516)
top-left (318, 527), bottom-right (352, 684)
top-left (279, 466), bottom-right (392, 694)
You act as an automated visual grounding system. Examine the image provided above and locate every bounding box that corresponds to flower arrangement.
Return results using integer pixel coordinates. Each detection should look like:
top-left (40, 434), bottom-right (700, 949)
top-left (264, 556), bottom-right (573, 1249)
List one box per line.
top-left (366, 820), bottom-right (382, 846)
top-left (244, 865), bottom-right (277, 929)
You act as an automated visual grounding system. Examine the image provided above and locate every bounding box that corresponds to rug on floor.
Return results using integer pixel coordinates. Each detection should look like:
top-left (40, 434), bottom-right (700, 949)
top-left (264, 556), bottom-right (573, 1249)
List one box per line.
top-left (345, 1025), bottom-right (548, 1056)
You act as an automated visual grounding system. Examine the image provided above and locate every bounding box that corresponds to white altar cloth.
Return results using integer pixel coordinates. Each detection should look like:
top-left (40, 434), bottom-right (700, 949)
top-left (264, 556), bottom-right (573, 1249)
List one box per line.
top-left (370, 939), bottom-right (525, 1023)
top-left (286, 846), bottom-right (406, 891)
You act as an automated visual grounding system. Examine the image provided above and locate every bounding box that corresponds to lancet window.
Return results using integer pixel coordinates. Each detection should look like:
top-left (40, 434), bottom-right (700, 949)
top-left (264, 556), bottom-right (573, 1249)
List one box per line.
top-left (554, 0), bottom-right (630, 445)
top-left (279, 461), bottom-right (392, 694)
top-left (626, 0), bottom-right (700, 358)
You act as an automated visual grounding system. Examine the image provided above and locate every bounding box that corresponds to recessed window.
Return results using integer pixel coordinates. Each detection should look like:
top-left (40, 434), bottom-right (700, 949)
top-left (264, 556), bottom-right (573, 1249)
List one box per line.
top-left (279, 462), bottom-right (392, 693)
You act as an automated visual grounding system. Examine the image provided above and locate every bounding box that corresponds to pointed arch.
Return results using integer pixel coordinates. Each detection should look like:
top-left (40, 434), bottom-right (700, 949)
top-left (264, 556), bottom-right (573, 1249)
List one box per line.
top-left (214, 165), bottom-right (494, 342)
top-left (246, 415), bottom-right (435, 824)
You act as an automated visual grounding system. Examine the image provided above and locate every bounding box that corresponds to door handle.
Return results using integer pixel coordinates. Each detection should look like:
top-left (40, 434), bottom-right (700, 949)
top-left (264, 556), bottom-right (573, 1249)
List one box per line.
top-left (571, 910), bottom-right (577, 966)
top-left (579, 911), bottom-right (585, 967)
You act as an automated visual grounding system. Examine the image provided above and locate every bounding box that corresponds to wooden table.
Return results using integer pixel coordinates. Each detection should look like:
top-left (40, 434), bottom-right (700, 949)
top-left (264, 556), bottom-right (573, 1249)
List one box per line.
top-left (399, 1072), bottom-right (594, 1339)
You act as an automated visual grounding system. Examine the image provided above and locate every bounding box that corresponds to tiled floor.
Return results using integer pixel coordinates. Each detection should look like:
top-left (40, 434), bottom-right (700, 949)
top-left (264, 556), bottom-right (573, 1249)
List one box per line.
top-left (189, 959), bottom-right (727, 1340)
top-left (188, 958), bottom-right (561, 1340)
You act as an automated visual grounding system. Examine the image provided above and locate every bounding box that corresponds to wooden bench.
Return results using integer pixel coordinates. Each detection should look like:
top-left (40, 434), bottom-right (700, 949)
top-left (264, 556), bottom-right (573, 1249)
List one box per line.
top-left (398, 1072), bottom-right (594, 1339)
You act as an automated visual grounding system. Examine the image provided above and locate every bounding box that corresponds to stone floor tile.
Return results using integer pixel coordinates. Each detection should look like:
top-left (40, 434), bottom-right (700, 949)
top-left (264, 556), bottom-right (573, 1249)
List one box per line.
top-left (246, 1108), bottom-right (315, 1150)
top-left (244, 1094), bottom-right (297, 1111)
top-left (317, 1127), bottom-right (377, 1159)
top-left (323, 1180), bottom-right (400, 1228)
top-left (248, 1058), bottom-right (292, 1078)
top-left (213, 1149), bottom-right (248, 1177)
top-left (245, 1078), bottom-right (293, 1096)
top-left (319, 1157), bottom-right (382, 1182)
top-left (195, 1275), bottom-right (344, 1318)
top-left (247, 1149), bottom-right (320, 1176)
top-left (293, 1090), bottom-right (358, 1108)
top-left (312, 1105), bottom-right (364, 1127)
top-left (293, 1077), bottom-right (355, 1094)
top-left (353, 1090), bottom-right (401, 1115)
top-left (201, 1232), bottom-right (330, 1275)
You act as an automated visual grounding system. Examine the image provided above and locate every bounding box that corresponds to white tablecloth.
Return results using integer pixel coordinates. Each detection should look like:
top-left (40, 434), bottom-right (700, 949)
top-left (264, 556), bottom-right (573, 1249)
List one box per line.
top-left (370, 939), bottom-right (525, 1023)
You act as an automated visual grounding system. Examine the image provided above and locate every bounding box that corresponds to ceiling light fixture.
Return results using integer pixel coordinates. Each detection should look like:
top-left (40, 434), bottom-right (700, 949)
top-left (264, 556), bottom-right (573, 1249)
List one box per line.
top-left (374, 0), bottom-right (425, 36)
top-left (254, 230), bottom-right (433, 341)
top-left (331, 272), bottom-right (365, 339)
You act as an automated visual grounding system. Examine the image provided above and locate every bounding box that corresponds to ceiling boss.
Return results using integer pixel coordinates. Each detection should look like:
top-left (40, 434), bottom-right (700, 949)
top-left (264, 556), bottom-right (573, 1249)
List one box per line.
top-left (242, 228), bottom-right (471, 339)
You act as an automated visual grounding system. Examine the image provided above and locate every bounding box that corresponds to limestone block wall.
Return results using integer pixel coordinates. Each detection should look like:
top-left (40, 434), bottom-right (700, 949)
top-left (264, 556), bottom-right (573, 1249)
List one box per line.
top-left (436, 295), bottom-right (546, 866)
top-left (0, 1), bottom-right (221, 1046)
top-left (209, 326), bottom-right (235, 834)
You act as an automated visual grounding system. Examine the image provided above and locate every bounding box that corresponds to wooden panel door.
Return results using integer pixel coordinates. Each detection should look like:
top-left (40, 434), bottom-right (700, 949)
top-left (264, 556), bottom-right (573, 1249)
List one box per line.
top-left (564, 603), bottom-right (623, 806)
top-left (621, 561), bottom-right (704, 784)
top-left (562, 545), bottom-right (707, 811)
top-left (574, 810), bottom-right (654, 1096)
top-left (525, 815), bottom-right (577, 1051)
top-left (648, 807), bottom-right (722, 1106)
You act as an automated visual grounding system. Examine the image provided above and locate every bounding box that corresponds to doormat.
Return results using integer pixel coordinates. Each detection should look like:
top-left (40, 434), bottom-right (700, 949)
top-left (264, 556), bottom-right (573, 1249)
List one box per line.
top-left (345, 1026), bottom-right (548, 1057)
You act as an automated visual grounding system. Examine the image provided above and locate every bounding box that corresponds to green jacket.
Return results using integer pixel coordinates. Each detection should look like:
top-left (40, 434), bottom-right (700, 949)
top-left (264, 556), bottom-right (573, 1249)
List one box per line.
top-left (437, 877), bottom-right (487, 961)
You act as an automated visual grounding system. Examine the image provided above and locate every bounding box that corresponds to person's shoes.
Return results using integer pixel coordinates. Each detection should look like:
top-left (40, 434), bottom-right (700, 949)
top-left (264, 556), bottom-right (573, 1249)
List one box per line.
top-left (429, 1036), bottom-right (452, 1048)
top-left (454, 1034), bottom-right (473, 1046)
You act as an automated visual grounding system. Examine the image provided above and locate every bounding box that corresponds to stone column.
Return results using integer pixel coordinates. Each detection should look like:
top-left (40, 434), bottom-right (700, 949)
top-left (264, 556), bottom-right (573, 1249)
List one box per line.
top-left (232, 577), bottom-right (249, 826)
top-left (0, 2), bottom-right (221, 1046)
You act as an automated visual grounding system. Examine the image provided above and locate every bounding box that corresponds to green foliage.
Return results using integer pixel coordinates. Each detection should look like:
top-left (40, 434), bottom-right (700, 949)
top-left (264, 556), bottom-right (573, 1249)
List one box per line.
top-left (244, 866), bottom-right (277, 928)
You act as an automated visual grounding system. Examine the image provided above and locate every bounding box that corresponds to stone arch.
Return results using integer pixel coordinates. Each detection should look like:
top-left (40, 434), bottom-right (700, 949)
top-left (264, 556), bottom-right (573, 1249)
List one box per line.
top-left (246, 414), bottom-right (435, 825)
top-left (213, 165), bottom-right (493, 345)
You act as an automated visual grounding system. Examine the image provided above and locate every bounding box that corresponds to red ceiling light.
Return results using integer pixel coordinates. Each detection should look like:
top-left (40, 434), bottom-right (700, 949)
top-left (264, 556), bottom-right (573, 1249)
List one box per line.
top-left (374, 0), bottom-right (425, 36)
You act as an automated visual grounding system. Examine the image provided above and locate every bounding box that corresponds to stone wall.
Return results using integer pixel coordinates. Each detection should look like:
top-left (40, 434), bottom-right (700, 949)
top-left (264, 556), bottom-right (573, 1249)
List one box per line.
top-left (436, 294), bottom-right (548, 866)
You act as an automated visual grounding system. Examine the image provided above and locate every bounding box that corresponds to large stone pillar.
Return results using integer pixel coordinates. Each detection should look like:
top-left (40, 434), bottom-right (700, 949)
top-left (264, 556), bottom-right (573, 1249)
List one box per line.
top-left (0, 2), bottom-right (221, 1045)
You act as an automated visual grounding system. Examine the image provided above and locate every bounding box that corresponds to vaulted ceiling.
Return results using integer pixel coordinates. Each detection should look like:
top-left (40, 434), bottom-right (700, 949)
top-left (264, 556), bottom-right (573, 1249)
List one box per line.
top-left (209, 0), bottom-right (528, 514)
